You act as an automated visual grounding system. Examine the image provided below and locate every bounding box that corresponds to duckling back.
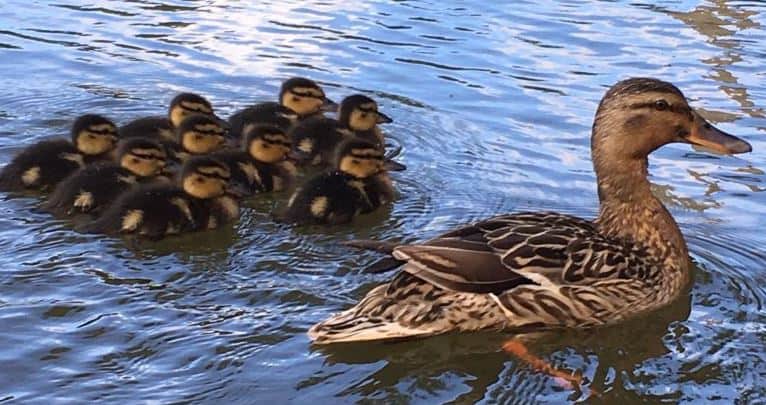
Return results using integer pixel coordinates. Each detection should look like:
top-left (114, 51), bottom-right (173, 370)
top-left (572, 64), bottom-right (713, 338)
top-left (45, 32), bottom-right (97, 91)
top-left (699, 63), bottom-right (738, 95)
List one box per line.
top-left (44, 163), bottom-right (138, 215)
top-left (0, 139), bottom-right (83, 192)
top-left (280, 171), bottom-right (370, 225)
top-left (289, 117), bottom-right (348, 166)
top-left (80, 183), bottom-right (199, 239)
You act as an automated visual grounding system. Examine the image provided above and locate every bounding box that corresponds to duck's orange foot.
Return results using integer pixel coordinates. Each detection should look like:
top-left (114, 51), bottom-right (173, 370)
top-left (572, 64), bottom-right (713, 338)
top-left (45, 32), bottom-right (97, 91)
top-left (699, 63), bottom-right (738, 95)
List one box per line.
top-left (502, 339), bottom-right (593, 393)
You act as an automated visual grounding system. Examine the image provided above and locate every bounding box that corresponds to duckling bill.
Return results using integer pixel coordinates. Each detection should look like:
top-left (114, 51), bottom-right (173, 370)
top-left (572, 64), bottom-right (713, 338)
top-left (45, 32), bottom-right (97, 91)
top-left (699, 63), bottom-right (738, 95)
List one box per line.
top-left (44, 137), bottom-right (168, 216)
top-left (279, 138), bottom-right (400, 225)
top-left (80, 155), bottom-right (238, 239)
top-left (0, 114), bottom-right (118, 192)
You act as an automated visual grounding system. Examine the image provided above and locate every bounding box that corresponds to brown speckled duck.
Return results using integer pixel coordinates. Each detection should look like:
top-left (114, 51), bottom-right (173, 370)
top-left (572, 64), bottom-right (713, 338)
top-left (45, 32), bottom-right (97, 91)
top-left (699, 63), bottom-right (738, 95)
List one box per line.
top-left (308, 78), bottom-right (753, 344)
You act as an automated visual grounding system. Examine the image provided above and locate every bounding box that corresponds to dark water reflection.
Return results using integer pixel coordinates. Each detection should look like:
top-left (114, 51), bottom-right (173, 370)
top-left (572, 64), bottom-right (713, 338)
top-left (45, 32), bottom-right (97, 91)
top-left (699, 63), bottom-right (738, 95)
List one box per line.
top-left (0, 0), bottom-right (765, 403)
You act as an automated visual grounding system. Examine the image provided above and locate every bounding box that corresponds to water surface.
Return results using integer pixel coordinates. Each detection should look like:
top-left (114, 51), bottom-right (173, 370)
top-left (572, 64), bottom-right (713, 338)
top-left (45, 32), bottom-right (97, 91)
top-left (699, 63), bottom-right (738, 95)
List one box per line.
top-left (0, 0), bottom-right (765, 403)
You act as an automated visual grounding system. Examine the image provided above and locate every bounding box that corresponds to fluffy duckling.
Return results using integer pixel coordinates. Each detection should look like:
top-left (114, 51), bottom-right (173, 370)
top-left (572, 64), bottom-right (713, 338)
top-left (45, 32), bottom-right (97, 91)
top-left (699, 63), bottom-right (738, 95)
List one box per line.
top-left (279, 138), bottom-right (402, 225)
top-left (289, 94), bottom-right (392, 166)
top-left (171, 114), bottom-right (227, 162)
top-left (81, 156), bottom-right (238, 239)
top-left (120, 92), bottom-right (222, 142)
top-left (227, 77), bottom-right (337, 142)
top-left (338, 94), bottom-right (392, 145)
top-left (0, 114), bottom-right (118, 192)
top-left (212, 124), bottom-right (295, 197)
top-left (44, 137), bottom-right (168, 215)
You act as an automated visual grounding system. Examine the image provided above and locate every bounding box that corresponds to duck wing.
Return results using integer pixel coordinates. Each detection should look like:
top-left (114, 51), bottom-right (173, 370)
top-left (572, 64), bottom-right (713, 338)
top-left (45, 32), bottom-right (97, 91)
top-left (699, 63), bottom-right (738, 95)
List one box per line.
top-left (390, 212), bottom-right (652, 294)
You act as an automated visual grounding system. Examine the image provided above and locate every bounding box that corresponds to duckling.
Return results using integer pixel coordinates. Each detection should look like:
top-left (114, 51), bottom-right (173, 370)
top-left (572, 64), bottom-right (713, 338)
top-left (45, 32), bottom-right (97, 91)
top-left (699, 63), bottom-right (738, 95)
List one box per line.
top-left (227, 77), bottom-right (337, 142)
top-left (171, 114), bottom-right (227, 162)
top-left (0, 114), bottom-right (118, 192)
top-left (81, 156), bottom-right (238, 239)
top-left (44, 137), bottom-right (168, 215)
top-left (212, 124), bottom-right (295, 197)
top-left (337, 94), bottom-right (392, 146)
top-left (289, 94), bottom-right (393, 166)
top-left (279, 138), bottom-right (402, 225)
top-left (120, 92), bottom-right (222, 143)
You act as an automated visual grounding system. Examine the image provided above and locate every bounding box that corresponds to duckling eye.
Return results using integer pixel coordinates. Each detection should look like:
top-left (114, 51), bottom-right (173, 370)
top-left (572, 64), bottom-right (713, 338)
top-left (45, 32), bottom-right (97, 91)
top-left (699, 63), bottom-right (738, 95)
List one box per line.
top-left (654, 100), bottom-right (669, 111)
top-left (360, 113), bottom-right (368, 118)
top-left (351, 159), bottom-right (360, 164)
top-left (261, 142), bottom-right (270, 149)
top-left (292, 96), bottom-right (301, 102)
top-left (131, 157), bottom-right (140, 164)
top-left (194, 134), bottom-right (203, 140)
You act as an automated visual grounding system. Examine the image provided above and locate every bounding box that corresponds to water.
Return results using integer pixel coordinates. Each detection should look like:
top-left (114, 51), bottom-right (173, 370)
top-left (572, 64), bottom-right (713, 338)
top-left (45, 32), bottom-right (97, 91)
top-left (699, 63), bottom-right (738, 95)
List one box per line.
top-left (0, 0), bottom-right (764, 403)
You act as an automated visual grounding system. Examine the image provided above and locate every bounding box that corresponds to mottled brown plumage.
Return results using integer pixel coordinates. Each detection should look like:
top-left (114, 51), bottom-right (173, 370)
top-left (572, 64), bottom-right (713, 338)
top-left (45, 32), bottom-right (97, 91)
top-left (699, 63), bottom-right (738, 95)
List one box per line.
top-left (308, 78), bottom-right (752, 344)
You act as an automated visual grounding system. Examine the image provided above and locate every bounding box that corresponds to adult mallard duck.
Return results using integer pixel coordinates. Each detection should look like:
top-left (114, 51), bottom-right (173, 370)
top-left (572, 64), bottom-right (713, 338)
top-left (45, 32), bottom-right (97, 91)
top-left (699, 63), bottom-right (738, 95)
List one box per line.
top-left (308, 78), bottom-right (753, 344)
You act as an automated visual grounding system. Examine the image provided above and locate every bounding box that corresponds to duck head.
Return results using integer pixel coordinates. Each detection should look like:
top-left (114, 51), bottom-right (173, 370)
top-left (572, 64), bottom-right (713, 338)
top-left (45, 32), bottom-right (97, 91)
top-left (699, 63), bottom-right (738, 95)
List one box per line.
top-left (180, 155), bottom-right (231, 199)
top-left (279, 77), bottom-right (337, 117)
top-left (177, 115), bottom-right (227, 155)
top-left (71, 114), bottom-right (119, 156)
top-left (117, 137), bottom-right (167, 177)
top-left (338, 94), bottom-right (392, 132)
top-left (244, 124), bottom-right (292, 164)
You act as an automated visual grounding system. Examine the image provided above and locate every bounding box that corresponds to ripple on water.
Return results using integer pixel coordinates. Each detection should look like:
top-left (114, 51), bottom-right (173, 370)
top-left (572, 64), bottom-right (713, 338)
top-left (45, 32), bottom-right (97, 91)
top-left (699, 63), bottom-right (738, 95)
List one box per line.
top-left (0, 0), bottom-right (766, 403)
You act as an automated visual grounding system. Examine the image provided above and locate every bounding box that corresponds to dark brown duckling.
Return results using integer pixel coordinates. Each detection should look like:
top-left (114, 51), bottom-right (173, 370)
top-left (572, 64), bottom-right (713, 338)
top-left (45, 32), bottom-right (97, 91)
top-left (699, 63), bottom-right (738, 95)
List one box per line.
top-left (227, 77), bottom-right (337, 143)
top-left (44, 137), bottom-right (168, 216)
top-left (170, 114), bottom-right (227, 163)
top-left (120, 92), bottom-right (223, 143)
top-left (80, 155), bottom-right (238, 239)
top-left (0, 114), bottom-right (118, 192)
top-left (212, 124), bottom-right (295, 197)
top-left (289, 94), bottom-right (392, 166)
top-left (279, 138), bottom-right (402, 225)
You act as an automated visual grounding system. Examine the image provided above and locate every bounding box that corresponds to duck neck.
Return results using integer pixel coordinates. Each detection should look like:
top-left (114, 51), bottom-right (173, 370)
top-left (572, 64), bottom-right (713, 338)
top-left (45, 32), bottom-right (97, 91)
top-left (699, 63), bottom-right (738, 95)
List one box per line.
top-left (593, 152), bottom-right (690, 280)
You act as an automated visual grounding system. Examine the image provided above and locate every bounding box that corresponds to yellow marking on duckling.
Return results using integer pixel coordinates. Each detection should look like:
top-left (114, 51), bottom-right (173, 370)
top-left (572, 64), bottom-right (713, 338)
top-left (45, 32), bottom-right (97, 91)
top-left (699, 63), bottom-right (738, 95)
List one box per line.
top-left (215, 195), bottom-right (239, 220)
top-left (166, 223), bottom-right (180, 234)
top-left (207, 215), bottom-right (218, 230)
top-left (359, 102), bottom-right (377, 111)
top-left (121, 209), bottom-right (144, 232)
top-left (310, 196), bottom-right (329, 217)
top-left (170, 197), bottom-right (193, 223)
top-left (117, 175), bottom-right (137, 184)
top-left (61, 152), bottom-right (85, 167)
top-left (272, 176), bottom-right (285, 192)
top-left (21, 167), bottom-right (40, 186)
top-left (237, 161), bottom-right (260, 186)
top-left (73, 191), bottom-right (94, 211)
top-left (298, 139), bottom-right (314, 153)
top-left (279, 160), bottom-right (297, 176)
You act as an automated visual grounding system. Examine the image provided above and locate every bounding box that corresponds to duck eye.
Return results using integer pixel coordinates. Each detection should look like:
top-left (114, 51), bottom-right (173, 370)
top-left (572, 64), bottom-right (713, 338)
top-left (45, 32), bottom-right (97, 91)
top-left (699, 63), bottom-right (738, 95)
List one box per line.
top-left (654, 100), bottom-right (669, 111)
top-left (131, 157), bottom-right (140, 164)
top-left (292, 96), bottom-right (301, 102)
top-left (351, 159), bottom-right (360, 164)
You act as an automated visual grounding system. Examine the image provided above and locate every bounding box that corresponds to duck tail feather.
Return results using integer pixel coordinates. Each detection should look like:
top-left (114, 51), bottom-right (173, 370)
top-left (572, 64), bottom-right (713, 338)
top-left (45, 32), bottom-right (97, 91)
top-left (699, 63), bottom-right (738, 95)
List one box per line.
top-left (344, 239), bottom-right (399, 254)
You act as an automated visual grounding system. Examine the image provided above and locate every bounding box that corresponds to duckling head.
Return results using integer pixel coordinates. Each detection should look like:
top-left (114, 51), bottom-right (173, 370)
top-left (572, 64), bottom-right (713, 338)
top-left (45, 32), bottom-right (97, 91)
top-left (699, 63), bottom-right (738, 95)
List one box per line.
top-left (279, 77), bottom-right (337, 117)
top-left (335, 138), bottom-right (387, 179)
top-left (71, 114), bottom-right (119, 156)
top-left (338, 94), bottom-right (392, 132)
top-left (168, 92), bottom-right (216, 128)
top-left (177, 115), bottom-right (226, 155)
top-left (592, 78), bottom-right (751, 165)
top-left (180, 156), bottom-right (231, 199)
top-left (117, 137), bottom-right (167, 178)
top-left (243, 124), bottom-right (292, 163)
